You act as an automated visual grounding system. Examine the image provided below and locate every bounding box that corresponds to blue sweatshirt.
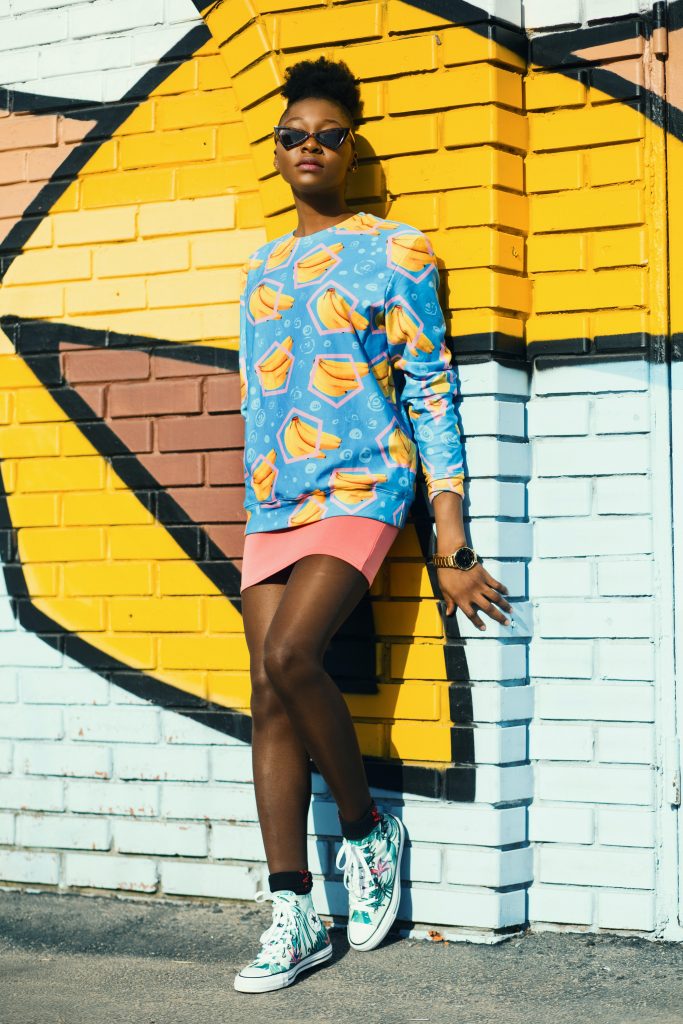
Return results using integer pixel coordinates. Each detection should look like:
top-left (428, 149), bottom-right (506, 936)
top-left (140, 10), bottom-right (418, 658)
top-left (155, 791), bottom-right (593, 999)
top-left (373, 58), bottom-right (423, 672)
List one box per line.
top-left (238, 210), bottom-right (464, 535)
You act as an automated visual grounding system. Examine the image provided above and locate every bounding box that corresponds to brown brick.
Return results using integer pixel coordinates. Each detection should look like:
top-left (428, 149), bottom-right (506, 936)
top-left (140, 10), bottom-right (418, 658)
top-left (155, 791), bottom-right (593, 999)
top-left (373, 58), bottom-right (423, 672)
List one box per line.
top-left (167, 486), bottom-right (245, 524)
top-left (154, 357), bottom-right (225, 379)
top-left (0, 112), bottom-right (57, 152)
top-left (205, 374), bottom-right (241, 413)
top-left (0, 150), bottom-right (25, 185)
top-left (109, 379), bottom-right (201, 419)
top-left (61, 348), bottom-right (150, 384)
top-left (138, 452), bottom-right (204, 487)
top-left (113, 418), bottom-right (153, 453)
top-left (157, 414), bottom-right (243, 452)
top-left (206, 451), bottom-right (243, 485)
top-left (205, 523), bottom-right (247, 557)
top-left (76, 384), bottom-right (106, 417)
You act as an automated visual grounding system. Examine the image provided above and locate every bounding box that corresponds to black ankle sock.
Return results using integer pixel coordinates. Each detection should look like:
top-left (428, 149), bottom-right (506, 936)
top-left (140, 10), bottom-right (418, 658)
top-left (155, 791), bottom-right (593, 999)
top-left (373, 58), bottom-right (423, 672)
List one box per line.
top-left (339, 798), bottom-right (382, 841)
top-left (268, 869), bottom-right (313, 895)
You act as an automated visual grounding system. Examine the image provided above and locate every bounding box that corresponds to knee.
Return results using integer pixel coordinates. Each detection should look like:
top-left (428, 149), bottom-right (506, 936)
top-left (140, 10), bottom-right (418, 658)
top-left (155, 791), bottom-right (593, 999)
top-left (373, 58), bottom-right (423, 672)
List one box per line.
top-left (249, 665), bottom-right (284, 724)
top-left (263, 638), bottom-right (316, 697)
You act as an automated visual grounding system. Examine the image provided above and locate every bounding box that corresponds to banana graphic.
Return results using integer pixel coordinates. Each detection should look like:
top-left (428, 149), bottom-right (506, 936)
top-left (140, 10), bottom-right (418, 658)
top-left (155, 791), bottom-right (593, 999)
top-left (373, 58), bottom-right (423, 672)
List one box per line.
top-left (294, 242), bottom-right (344, 285)
top-left (408, 406), bottom-right (421, 421)
top-left (239, 360), bottom-right (247, 407)
top-left (289, 490), bottom-right (327, 526)
top-left (266, 236), bottom-right (297, 270)
top-left (335, 213), bottom-right (398, 235)
top-left (312, 357), bottom-right (369, 398)
top-left (257, 336), bottom-right (294, 391)
top-left (239, 256), bottom-right (263, 294)
top-left (388, 427), bottom-right (417, 470)
top-left (316, 287), bottom-right (369, 332)
top-left (389, 233), bottom-right (436, 273)
top-left (283, 416), bottom-right (342, 459)
top-left (425, 396), bottom-right (449, 420)
top-left (248, 282), bottom-right (295, 322)
top-left (331, 469), bottom-right (388, 506)
top-left (370, 356), bottom-right (395, 402)
top-left (386, 303), bottom-right (434, 354)
top-left (251, 449), bottom-right (278, 502)
top-left (427, 371), bottom-right (450, 395)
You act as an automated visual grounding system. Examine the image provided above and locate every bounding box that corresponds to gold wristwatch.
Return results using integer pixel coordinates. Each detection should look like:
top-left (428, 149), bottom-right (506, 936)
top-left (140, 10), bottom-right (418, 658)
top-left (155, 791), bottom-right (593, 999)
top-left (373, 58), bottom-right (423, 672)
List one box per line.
top-left (432, 544), bottom-right (478, 570)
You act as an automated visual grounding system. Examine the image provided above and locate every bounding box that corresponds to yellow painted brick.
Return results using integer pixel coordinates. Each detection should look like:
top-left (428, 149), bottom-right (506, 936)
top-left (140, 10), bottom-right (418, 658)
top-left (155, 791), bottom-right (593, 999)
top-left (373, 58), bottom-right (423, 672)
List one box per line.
top-left (158, 634), bottom-right (249, 671)
top-left (363, 114), bottom-right (437, 158)
top-left (48, 185), bottom-right (79, 215)
top-left (388, 526), bottom-right (422, 558)
top-left (388, 722), bottom-right (451, 762)
top-left (108, 526), bottom-right (189, 561)
top-left (22, 563), bottom-right (59, 597)
top-left (340, 34), bottom-right (437, 82)
top-left (526, 151), bottom-right (584, 194)
top-left (81, 168), bottom-right (175, 208)
top-left (62, 492), bottom-right (153, 527)
top-left (56, 426), bottom-right (97, 459)
top-left (65, 279), bottom-right (146, 316)
top-left (12, 387), bottom-right (67, 425)
top-left (157, 561), bottom-right (221, 596)
top-left (79, 138), bottom-right (118, 176)
top-left (390, 641), bottom-right (447, 680)
top-left (443, 105), bottom-right (527, 153)
top-left (80, 631), bottom-right (156, 670)
top-left (110, 597), bottom-right (203, 633)
top-left (436, 227), bottom-right (524, 273)
top-left (446, 268), bottom-right (531, 314)
top-left (34, 595), bottom-right (105, 633)
top-left (260, 172), bottom-right (295, 217)
top-left (18, 526), bottom-right (106, 563)
top-left (441, 24), bottom-right (525, 71)
top-left (162, 669), bottom-right (208, 702)
top-left (153, 58), bottom-right (197, 97)
top-left (525, 70), bottom-right (587, 110)
top-left (526, 311), bottom-right (590, 343)
top-left (589, 142), bottom-right (643, 187)
top-left (178, 159), bottom-right (256, 199)
top-left (192, 228), bottom-right (265, 269)
top-left (2, 248), bottom-right (90, 286)
top-left (216, 121), bottom-right (252, 158)
top-left (155, 89), bottom-right (236, 130)
top-left (22, 217), bottom-right (52, 250)
top-left (0, 393), bottom-right (11, 424)
top-left (0, 425), bottom-right (60, 460)
top-left (455, 310), bottom-right (524, 341)
top-left (531, 185), bottom-right (644, 233)
top-left (529, 103), bottom-right (644, 152)
top-left (206, 672), bottom-right (251, 709)
top-left (389, 562), bottom-right (433, 597)
top-left (386, 0), bottom-right (451, 33)
top-left (53, 207), bottom-right (137, 246)
top-left (119, 128), bottom-right (216, 170)
top-left (222, 20), bottom-right (271, 74)
top-left (357, 80), bottom-right (383, 120)
top-left (251, 137), bottom-right (277, 180)
top-left (347, 161), bottom-right (383, 202)
top-left (347, 682), bottom-right (440, 721)
top-left (385, 148), bottom-right (523, 196)
top-left (385, 193), bottom-right (439, 231)
top-left (206, 0), bottom-right (257, 46)
top-left (233, 54), bottom-right (281, 109)
top-left (354, 722), bottom-right (385, 759)
top-left (0, 356), bottom-right (42, 390)
top-left (0, 283), bottom-right (64, 319)
top-left (147, 267), bottom-right (240, 309)
top-left (6, 493), bottom-right (60, 528)
top-left (591, 227), bottom-right (647, 269)
top-left (115, 102), bottom-right (155, 136)
top-left (63, 561), bottom-right (153, 597)
top-left (387, 65), bottom-right (519, 115)
top-left (196, 53), bottom-right (232, 91)
top-left (16, 458), bottom-right (105, 493)
top-left (533, 268), bottom-right (646, 313)
top-left (591, 308), bottom-right (649, 341)
top-left (243, 92), bottom-right (286, 143)
top-left (206, 597), bottom-right (249, 635)
top-left (93, 239), bottom-right (190, 279)
top-left (277, 3), bottom-right (380, 50)
top-left (372, 600), bottom-right (442, 638)
top-left (138, 196), bottom-right (236, 237)
top-left (528, 233), bottom-right (586, 273)
top-left (442, 187), bottom-right (528, 232)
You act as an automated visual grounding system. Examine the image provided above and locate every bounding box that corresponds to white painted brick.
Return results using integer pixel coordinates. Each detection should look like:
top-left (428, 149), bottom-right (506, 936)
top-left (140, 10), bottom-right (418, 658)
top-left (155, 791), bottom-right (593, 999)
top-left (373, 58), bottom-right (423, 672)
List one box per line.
top-left (161, 784), bottom-right (258, 822)
top-left (20, 668), bottom-right (109, 705)
top-left (463, 438), bottom-right (530, 479)
top-left (539, 846), bottom-right (655, 889)
top-left (530, 723), bottom-right (593, 761)
top-left (529, 804), bottom-right (594, 844)
top-left (467, 765), bottom-right (533, 804)
top-left (597, 641), bottom-right (655, 681)
top-left (528, 883), bottom-right (593, 925)
top-left (115, 820), bottom-right (208, 857)
top-left (455, 640), bottom-right (527, 683)
top-left (0, 850), bottom-right (60, 886)
top-left (39, 35), bottom-right (131, 77)
top-left (593, 394), bottom-right (649, 434)
top-left (0, 634), bottom-right (61, 667)
top-left (0, 777), bottom-right (64, 812)
top-left (471, 724), bottom-right (527, 764)
top-left (0, 46), bottom-right (39, 83)
top-left (131, 23), bottom-right (202, 65)
top-left (16, 742), bottom-right (112, 779)
top-left (529, 558), bottom-right (592, 597)
top-left (161, 861), bottom-right (260, 900)
top-left (0, 10), bottom-right (68, 52)
top-left (0, 599), bottom-right (16, 631)
top-left (594, 476), bottom-right (651, 515)
top-left (584, 0), bottom-right (641, 25)
top-left (213, 823), bottom-right (328, 875)
top-left (211, 747), bottom-right (253, 783)
top-left (532, 360), bottom-right (648, 396)
top-left (6, 0), bottom-right (87, 11)
top-left (402, 843), bottom-right (441, 883)
top-left (0, 811), bottom-right (15, 845)
top-left (536, 764), bottom-right (654, 806)
top-left (65, 852), bottom-right (158, 893)
top-left (66, 780), bottom-right (158, 817)
top-left (535, 599), bottom-right (653, 639)
top-left (12, 69), bottom-right (104, 102)
top-left (528, 478), bottom-right (592, 516)
top-left (17, 814), bottom-right (111, 852)
top-left (596, 725), bottom-right (654, 765)
top-left (70, 0), bottom-right (165, 39)
top-left (535, 437), bottom-right (649, 477)
top-left (530, 640), bottom-right (593, 678)
top-left (460, 601), bottom-right (532, 641)
top-left (307, 798), bottom-right (338, 836)
top-left (162, 711), bottom-right (236, 745)
top-left (445, 846), bottom-right (533, 888)
top-left (535, 517), bottom-right (652, 557)
top-left (0, 707), bottom-right (63, 740)
top-left (164, 0), bottom-right (203, 25)
top-left (0, 742), bottom-right (12, 774)
top-left (0, 672), bottom-right (18, 703)
top-left (527, 397), bottom-right (590, 437)
top-left (459, 362), bottom-right (529, 399)
top-left (67, 707), bottom-right (159, 743)
top-left (394, 804), bottom-right (526, 847)
top-left (597, 808), bottom-right (655, 848)
top-left (114, 747), bottom-right (209, 782)
top-left (534, 681), bottom-right (654, 722)
top-left (464, 481), bottom-right (526, 519)
top-left (470, 683), bottom-right (533, 723)
top-left (404, 885), bottom-right (526, 930)
top-left (597, 558), bottom-right (653, 597)
top-left (597, 889), bottom-right (655, 931)
top-left (460, 397), bottom-right (526, 438)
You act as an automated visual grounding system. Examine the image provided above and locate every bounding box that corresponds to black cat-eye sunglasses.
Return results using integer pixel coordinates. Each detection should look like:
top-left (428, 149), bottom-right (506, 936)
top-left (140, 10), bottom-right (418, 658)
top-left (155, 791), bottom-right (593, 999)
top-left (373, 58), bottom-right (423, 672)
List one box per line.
top-left (273, 125), bottom-right (354, 151)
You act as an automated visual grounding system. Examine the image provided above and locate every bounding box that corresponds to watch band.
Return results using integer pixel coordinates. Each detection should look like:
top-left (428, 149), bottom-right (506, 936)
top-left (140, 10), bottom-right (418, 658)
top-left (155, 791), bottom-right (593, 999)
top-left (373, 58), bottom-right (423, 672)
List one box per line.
top-left (432, 545), bottom-right (478, 570)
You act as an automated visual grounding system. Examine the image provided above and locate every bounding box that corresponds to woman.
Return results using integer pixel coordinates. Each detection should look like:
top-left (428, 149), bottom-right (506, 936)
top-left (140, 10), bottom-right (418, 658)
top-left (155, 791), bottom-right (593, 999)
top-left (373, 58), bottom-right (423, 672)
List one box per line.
top-left (234, 56), bottom-right (512, 994)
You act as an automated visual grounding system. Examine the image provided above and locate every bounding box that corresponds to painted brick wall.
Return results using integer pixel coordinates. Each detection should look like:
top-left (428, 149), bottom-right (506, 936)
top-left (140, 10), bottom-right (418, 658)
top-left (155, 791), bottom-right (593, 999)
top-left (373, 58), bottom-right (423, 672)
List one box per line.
top-left (0, 0), bottom-right (680, 941)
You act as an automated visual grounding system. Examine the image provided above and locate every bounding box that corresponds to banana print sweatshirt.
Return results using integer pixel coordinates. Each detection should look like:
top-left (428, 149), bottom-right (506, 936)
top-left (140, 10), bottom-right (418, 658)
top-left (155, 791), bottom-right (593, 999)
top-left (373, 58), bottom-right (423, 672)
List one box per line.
top-left (238, 210), bottom-right (465, 535)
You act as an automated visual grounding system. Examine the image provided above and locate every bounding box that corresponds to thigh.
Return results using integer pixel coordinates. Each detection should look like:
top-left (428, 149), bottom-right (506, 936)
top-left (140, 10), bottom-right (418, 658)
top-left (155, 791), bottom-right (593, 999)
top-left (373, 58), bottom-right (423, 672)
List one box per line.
top-left (241, 565), bottom-right (293, 666)
top-left (265, 554), bottom-right (369, 664)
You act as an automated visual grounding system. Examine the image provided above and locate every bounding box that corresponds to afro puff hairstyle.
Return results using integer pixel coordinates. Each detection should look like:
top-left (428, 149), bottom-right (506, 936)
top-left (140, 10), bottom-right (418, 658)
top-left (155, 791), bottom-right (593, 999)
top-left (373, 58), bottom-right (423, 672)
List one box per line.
top-left (279, 56), bottom-right (363, 126)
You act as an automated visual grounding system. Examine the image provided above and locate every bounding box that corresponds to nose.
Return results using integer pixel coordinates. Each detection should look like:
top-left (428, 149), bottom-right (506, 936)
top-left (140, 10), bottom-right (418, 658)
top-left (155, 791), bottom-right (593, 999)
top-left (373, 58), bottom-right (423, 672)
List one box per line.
top-left (301, 135), bottom-right (322, 153)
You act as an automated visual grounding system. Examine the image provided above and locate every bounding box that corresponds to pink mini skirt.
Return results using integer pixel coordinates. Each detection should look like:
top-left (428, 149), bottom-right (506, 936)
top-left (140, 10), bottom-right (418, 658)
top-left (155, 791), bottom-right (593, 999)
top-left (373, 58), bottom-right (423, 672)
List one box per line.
top-left (240, 515), bottom-right (400, 592)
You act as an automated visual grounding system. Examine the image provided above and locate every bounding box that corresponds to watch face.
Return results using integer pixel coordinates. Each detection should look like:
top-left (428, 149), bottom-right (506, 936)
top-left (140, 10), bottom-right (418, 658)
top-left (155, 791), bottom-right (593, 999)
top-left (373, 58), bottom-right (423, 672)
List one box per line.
top-left (454, 546), bottom-right (476, 570)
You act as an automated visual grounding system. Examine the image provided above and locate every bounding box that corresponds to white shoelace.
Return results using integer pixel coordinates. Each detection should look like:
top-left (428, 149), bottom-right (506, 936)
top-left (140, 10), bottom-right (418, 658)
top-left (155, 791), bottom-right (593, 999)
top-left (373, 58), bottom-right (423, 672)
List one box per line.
top-left (336, 837), bottom-right (384, 904)
top-left (254, 891), bottom-right (299, 958)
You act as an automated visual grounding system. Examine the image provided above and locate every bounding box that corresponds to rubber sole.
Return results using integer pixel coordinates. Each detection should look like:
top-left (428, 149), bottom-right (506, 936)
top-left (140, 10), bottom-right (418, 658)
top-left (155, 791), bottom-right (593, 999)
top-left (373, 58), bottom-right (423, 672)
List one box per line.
top-left (348, 814), bottom-right (406, 953)
top-left (233, 940), bottom-right (333, 994)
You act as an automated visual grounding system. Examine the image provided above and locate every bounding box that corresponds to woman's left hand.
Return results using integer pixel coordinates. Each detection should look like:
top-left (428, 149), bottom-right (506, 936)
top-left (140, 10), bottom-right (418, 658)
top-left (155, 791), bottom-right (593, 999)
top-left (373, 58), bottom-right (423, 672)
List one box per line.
top-left (437, 562), bottom-right (512, 631)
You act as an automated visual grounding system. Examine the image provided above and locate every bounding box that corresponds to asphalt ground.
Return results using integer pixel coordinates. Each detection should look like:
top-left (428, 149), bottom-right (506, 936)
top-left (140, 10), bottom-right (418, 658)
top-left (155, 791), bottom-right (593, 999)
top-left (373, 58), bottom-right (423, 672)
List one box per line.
top-left (0, 890), bottom-right (682, 1024)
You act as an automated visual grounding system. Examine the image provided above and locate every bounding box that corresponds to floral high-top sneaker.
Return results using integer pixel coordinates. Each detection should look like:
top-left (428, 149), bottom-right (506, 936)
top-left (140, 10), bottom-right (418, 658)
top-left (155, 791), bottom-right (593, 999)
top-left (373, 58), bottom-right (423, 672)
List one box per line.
top-left (335, 810), bottom-right (406, 951)
top-left (233, 889), bottom-right (332, 993)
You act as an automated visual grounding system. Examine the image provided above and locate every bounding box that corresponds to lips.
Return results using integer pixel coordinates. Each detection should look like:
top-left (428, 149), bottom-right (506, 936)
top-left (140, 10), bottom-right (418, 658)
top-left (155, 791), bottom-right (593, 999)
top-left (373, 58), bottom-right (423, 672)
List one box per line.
top-left (297, 159), bottom-right (323, 169)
